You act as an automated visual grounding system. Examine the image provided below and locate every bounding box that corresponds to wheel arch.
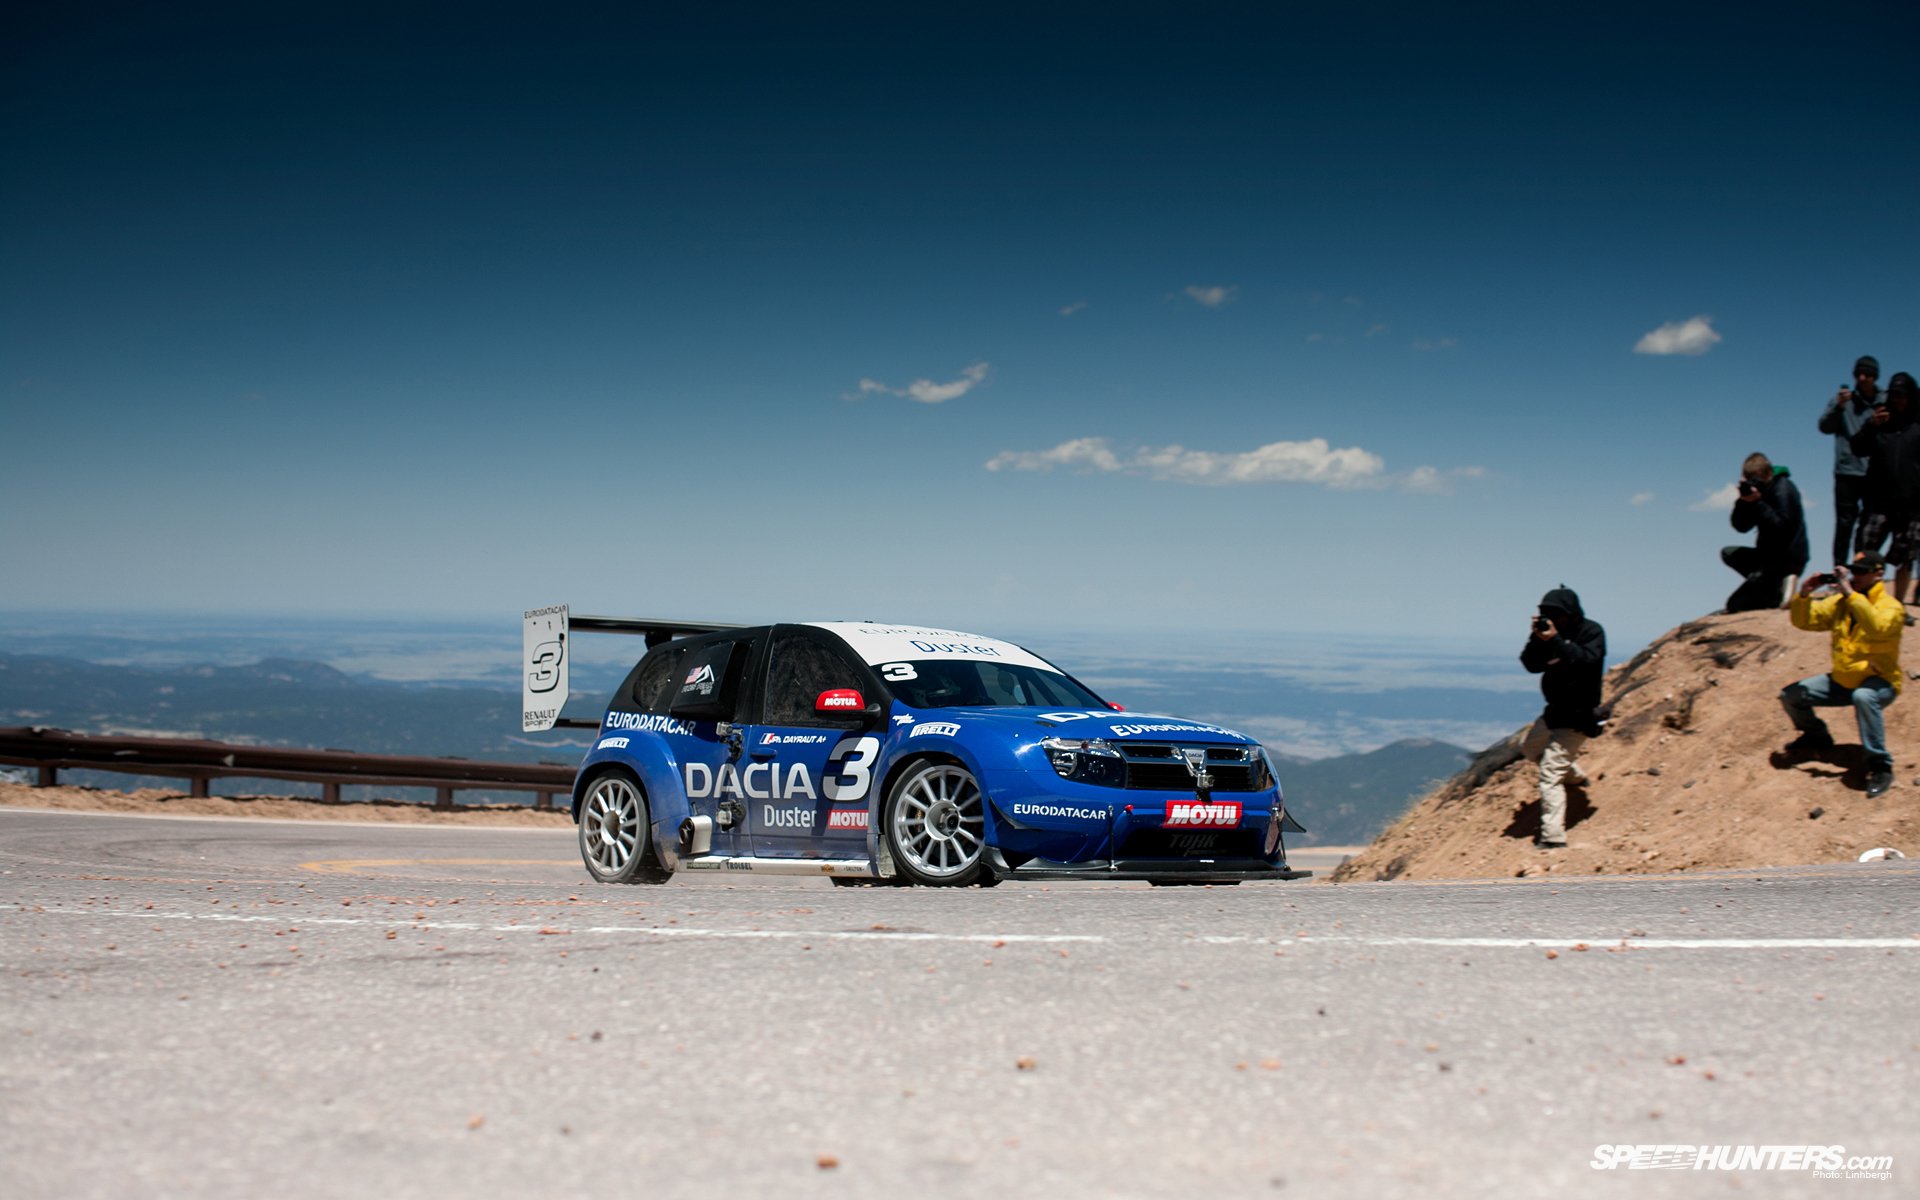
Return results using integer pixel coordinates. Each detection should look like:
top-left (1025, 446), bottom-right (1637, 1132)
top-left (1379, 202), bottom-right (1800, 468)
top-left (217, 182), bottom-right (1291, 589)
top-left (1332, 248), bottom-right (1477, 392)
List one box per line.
top-left (875, 750), bottom-right (993, 887)
top-left (572, 759), bottom-right (642, 820)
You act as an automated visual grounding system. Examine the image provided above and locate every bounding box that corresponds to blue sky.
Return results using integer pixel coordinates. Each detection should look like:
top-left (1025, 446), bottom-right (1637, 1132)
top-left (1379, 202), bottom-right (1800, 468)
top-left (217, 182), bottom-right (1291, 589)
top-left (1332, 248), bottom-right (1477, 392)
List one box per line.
top-left (5, 2), bottom-right (1917, 662)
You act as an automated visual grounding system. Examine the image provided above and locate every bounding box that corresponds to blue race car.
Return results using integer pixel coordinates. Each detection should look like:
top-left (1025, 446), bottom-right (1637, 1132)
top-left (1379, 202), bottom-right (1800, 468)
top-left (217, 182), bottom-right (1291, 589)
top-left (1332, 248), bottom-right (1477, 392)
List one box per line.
top-left (569, 620), bottom-right (1308, 887)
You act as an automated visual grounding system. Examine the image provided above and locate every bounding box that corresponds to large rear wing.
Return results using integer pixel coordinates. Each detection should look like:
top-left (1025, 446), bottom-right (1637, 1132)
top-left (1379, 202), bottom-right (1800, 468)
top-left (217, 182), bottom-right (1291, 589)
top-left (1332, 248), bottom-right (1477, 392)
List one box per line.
top-left (522, 604), bottom-right (744, 731)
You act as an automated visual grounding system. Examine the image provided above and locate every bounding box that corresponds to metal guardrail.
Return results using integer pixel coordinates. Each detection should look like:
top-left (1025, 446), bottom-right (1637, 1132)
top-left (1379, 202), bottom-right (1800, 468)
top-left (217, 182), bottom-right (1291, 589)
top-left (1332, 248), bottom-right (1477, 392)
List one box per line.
top-left (0, 726), bottom-right (576, 811)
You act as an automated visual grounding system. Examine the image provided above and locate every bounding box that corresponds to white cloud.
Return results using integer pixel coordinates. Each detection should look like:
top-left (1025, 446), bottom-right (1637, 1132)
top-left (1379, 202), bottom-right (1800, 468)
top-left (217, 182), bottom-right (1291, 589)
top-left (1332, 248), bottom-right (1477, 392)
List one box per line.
top-left (854, 361), bottom-right (990, 404)
top-left (1183, 284), bottom-right (1237, 309)
top-left (1411, 337), bottom-right (1458, 352)
top-left (984, 437), bottom-right (1121, 474)
top-left (987, 437), bottom-right (1481, 493)
top-left (1629, 491), bottom-right (1656, 506)
top-left (1305, 332), bottom-right (1326, 343)
top-left (1690, 482), bottom-right (1740, 511)
top-left (1635, 315), bottom-right (1722, 356)
top-left (1133, 440), bottom-right (1383, 486)
top-left (1058, 300), bottom-right (1088, 317)
top-left (1402, 465), bottom-right (1486, 495)
top-left (1365, 324), bottom-right (1390, 338)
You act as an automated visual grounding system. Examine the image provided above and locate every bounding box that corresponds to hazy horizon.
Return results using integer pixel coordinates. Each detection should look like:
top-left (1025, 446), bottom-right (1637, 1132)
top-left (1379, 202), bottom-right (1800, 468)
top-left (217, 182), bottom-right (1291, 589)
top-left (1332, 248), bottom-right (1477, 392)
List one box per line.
top-left (0, 610), bottom-right (1539, 760)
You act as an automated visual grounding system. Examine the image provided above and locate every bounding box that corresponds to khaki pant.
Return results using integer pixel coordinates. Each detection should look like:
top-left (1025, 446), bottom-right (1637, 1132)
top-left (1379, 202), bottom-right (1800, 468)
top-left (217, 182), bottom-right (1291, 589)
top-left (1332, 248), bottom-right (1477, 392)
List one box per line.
top-left (1521, 719), bottom-right (1589, 843)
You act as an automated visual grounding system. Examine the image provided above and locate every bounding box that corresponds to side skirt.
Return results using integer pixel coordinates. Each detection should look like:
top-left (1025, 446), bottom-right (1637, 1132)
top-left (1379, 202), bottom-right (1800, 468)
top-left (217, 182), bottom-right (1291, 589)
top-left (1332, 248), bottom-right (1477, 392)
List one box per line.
top-left (679, 855), bottom-right (876, 878)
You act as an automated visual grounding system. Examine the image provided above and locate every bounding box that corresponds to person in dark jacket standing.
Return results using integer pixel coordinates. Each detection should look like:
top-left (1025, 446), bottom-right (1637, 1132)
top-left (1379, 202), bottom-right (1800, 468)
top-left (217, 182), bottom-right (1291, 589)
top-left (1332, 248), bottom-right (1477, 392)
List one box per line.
top-left (1721, 452), bottom-right (1809, 612)
top-left (1519, 586), bottom-right (1606, 849)
top-left (1849, 372), bottom-right (1920, 603)
top-left (1819, 355), bottom-right (1880, 566)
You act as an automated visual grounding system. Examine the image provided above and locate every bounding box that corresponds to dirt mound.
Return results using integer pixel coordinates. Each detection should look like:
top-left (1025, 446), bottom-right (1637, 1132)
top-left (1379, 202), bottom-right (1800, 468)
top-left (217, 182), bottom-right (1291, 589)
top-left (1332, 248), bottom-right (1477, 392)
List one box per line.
top-left (1332, 608), bottom-right (1920, 881)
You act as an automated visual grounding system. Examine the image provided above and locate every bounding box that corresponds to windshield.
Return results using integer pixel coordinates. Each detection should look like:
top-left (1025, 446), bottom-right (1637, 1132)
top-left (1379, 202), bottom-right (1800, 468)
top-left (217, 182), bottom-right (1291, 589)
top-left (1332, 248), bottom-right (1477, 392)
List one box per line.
top-left (881, 660), bottom-right (1105, 710)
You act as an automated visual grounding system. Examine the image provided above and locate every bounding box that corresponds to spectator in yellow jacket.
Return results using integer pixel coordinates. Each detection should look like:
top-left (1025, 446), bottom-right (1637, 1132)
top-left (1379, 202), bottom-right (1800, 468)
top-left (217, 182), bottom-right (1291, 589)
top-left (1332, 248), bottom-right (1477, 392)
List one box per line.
top-left (1780, 552), bottom-right (1904, 797)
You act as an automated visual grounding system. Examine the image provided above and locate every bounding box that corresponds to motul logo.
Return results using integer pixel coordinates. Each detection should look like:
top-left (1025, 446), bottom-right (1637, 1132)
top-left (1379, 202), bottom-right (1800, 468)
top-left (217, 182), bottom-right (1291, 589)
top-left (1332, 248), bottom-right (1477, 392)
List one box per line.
top-left (827, 809), bottom-right (869, 830)
top-left (1164, 801), bottom-right (1241, 829)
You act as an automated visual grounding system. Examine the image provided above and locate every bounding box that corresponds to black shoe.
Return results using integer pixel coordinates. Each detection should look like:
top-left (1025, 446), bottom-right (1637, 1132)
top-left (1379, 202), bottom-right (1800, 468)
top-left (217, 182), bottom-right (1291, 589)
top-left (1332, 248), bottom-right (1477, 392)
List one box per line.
top-left (1866, 769), bottom-right (1895, 798)
top-left (1784, 732), bottom-right (1834, 758)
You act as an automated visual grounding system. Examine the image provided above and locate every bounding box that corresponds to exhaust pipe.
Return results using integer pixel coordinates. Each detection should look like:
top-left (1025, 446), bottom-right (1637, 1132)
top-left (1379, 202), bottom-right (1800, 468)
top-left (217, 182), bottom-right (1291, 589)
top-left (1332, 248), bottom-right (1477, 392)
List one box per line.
top-left (678, 815), bottom-right (714, 856)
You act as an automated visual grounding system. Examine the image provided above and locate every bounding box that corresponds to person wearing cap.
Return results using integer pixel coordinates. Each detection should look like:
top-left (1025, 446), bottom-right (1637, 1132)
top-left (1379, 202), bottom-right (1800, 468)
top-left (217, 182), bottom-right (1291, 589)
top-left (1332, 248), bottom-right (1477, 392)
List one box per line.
top-left (1519, 586), bottom-right (1607, 848)
top-left (1819, 355), bottom-right (1881, 567)
top-left (1781, 552), bottom-right (1904, 798)
top-left (1721, 451), bottom-right (1808, 612)
top-left (1849, 372), bottom-right (1920, 604)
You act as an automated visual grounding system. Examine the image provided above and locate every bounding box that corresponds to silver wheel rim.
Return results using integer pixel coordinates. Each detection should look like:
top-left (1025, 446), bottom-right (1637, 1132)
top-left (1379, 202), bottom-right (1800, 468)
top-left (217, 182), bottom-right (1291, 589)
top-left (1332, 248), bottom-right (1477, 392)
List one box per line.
top-left (889, 765), bottom-right (985, 879)
top-left (582, 776), bottom-right (643, 874)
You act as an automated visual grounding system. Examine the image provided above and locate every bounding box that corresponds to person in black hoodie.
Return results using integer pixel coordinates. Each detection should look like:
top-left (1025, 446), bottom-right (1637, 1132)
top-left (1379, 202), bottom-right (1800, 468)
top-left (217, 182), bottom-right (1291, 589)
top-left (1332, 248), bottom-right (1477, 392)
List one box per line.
top-left (1850, 372), bottom-right (1920, 603)
top-left (1721, 452), bottom-right (1808, 612)
top-left (1519, 586), bottom-right (1606, 849)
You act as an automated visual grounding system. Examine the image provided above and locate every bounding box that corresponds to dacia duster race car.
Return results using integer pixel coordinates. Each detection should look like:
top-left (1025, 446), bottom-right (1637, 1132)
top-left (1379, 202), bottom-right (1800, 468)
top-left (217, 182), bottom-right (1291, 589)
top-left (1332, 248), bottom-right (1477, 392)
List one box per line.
top-left (554, 618), bottom-right (1308, 887)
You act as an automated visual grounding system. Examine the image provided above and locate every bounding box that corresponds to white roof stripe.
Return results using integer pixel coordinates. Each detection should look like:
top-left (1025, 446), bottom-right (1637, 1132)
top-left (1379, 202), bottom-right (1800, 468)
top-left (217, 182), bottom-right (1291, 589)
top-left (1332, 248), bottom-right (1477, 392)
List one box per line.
top-left (806, 622), bottom-right (1062, 673)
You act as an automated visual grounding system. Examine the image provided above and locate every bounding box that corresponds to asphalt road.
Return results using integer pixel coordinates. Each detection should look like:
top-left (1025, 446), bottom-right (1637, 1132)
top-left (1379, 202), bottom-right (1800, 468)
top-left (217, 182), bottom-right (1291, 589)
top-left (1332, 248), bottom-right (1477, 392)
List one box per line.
top-left (3, 807), bottom-right (1915, 1200)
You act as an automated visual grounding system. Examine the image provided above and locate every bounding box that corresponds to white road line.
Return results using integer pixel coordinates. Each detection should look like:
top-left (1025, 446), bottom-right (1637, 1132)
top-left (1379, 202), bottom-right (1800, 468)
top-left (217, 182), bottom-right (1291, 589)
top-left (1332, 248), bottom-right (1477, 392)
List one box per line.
top-left (19, 909), bottom-right (1919, 949)
top-left (1201, 935), bottom-right (1920, 949)
top-left (23, 908), bottom-right (1105, 944)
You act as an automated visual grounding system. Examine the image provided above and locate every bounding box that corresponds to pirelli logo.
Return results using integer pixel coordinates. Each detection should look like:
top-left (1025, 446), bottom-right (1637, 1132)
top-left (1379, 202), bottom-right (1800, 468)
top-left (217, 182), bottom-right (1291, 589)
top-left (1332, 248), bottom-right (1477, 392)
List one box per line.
top-left (1164, 800), bottom-right (1241, 829)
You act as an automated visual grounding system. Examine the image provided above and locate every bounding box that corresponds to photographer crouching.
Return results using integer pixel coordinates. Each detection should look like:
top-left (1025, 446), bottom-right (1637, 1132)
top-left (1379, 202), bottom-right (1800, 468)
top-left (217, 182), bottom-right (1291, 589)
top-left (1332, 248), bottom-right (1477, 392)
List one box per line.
top-left (1520, 587), bottom-right (1607, 849)
top-left (1721, 452), bottom-right (1808, 612)
top-left (1780, 552), bottom-right (1904, 798)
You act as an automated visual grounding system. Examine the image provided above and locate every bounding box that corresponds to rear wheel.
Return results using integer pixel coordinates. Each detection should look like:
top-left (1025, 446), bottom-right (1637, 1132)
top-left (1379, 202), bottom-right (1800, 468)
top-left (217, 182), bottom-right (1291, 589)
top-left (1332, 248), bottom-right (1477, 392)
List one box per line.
top-left (577, 771), bottom-right (671, 885)
top-left (884, 761), bottom-right (987, 887)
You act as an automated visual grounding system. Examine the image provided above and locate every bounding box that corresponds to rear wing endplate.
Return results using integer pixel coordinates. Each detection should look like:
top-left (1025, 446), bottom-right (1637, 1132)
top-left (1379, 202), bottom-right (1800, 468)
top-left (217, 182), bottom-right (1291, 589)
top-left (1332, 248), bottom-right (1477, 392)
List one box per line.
top-left (521, 605), bottom-right (743, 732)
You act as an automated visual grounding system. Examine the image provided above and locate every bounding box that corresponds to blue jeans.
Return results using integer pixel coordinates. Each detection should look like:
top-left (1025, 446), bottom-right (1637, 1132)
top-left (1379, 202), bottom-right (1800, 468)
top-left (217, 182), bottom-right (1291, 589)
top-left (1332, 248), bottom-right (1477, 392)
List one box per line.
top-left (1779, 674), bottom-right (1897, 769)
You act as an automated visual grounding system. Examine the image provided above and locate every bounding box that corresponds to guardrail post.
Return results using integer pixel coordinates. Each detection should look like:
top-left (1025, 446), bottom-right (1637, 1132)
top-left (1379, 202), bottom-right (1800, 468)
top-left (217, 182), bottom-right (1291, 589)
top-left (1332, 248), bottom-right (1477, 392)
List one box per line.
top-left (536, 791), bottom-right (554, 811)
top-left (190, 777), bottom-right (210, 798)
top-left (434, 786), bottom-right (454, 811)
top-left (37, 766), bottom-right (57, 788)
top-left (323, 782), bottom-right (340, 804)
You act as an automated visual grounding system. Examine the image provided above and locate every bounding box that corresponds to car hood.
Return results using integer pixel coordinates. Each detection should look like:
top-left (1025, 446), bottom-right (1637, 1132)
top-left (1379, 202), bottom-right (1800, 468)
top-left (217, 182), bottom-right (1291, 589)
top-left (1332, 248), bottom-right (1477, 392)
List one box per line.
top-left (903, 706), bottom-right (1258, 746)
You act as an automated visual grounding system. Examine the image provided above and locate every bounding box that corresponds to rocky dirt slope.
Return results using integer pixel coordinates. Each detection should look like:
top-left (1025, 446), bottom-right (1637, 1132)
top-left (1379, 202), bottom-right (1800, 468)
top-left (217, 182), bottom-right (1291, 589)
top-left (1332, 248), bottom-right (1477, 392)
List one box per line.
top-left (1332, 608), bottom-right (1920, 881)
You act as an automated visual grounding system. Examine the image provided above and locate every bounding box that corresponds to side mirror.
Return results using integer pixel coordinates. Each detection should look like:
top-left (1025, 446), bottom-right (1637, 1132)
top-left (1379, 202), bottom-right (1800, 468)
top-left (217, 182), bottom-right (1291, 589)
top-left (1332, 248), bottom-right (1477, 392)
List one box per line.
top-left (815, 688), bottom-right (865, 715)
top-left (1107, 702), bottom-right (1126, 712)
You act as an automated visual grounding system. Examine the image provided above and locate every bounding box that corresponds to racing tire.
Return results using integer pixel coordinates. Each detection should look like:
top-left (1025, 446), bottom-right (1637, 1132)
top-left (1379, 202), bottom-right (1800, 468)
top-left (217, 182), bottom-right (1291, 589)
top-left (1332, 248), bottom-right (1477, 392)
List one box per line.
top-left (883, 760), bottom-right (988, 887)
top-left (577, 771), bottom-right (671, 885)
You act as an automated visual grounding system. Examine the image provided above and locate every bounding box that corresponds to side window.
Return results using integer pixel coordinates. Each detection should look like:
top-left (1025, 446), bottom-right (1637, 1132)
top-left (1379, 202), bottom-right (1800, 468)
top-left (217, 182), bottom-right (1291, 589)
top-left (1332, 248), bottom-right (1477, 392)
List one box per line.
top-left (667, 636), bottom-right (759, 722)
top-left (628, 646), bottom-right (687, 714)
top-left (763, 631), bottom-right (870, 726)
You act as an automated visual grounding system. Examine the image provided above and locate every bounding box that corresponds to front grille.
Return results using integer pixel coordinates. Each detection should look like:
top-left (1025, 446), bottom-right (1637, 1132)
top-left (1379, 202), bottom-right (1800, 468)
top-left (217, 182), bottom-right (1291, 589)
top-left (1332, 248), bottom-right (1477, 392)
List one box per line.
top-left (1118, 743), bottom-right (1263, 792)
top-left (1120, 828), bottom-right (1266, 858)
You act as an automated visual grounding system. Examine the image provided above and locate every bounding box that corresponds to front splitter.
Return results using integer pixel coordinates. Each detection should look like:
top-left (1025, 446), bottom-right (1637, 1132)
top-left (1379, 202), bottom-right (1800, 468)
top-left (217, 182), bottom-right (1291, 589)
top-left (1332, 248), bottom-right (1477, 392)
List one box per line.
top-left (985, 854), bottom-right (1311, 883)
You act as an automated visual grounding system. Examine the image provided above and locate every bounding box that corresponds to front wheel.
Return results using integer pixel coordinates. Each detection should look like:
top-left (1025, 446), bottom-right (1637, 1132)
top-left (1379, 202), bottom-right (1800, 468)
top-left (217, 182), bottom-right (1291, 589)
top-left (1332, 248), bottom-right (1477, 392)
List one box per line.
top-left (577, 771), bottom-right (671, 885)
top-left (884, 761), bottom-right (987, 887)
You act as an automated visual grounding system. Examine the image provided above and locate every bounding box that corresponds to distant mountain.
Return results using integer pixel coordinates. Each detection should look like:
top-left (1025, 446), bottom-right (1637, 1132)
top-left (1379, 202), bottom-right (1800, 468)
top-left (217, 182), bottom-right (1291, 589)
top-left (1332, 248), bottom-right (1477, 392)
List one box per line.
top-left (1273, 739), bottom-right (1475, 846)
top-left (0, 652), bottom-right (586, 765)
top-left (0, 651), bottom-right (1472, 836)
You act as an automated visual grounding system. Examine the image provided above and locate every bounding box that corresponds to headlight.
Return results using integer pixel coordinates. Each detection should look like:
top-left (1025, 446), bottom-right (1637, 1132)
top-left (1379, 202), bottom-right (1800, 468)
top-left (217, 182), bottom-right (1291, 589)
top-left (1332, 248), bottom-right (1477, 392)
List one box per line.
top-left (1041, 736), bottom-right (1124, 786)
top-left (1252, 746), bottom-right (1278, 791)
